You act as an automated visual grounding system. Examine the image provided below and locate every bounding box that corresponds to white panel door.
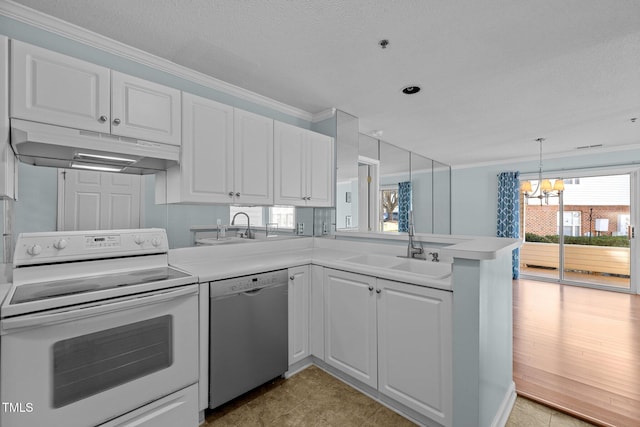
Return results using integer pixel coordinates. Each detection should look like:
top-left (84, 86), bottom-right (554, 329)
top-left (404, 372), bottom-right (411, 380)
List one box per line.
top-left (10, 40), bottom-right (110, 132)
top-left (233, 108), bottom-right (273, 205)
top-left (111, 71), bottom-right (181, 145)
top-left (60, 169), bottom-right (141, 231)
top-left (307, 131), bottom-right (334, 207)
top-left (377, 279), bottom-right (452, 425)
top-left (323, 269), bottom-right (377, 388)
top-left (274, 121), bottom-right (306, 205)
top-left (180, 93), bottom-right (234, 203)
top-left (288, 265), bottom-right (310, 365)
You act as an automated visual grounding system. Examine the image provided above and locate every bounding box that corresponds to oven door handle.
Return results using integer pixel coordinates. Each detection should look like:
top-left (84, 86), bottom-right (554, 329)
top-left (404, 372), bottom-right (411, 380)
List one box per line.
top-left (1, 285), bottom-right (198, 332)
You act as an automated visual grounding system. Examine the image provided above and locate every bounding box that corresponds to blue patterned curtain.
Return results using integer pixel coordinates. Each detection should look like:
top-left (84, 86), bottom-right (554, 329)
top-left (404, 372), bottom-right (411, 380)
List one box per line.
top-left (398, 181), bottom-right (412, 232)
top-left (497, 172), bottom-right (520, 279)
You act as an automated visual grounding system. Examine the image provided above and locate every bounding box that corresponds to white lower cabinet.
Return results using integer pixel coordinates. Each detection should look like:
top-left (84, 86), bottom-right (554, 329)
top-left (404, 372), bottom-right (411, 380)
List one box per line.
top-left (98, 383), bottom-right (198, 427)
top-left (322, 268), bottom-right (452, 426)
top-left (377, 279), bottom-right (452, 426)
top-left (323, 269), bottom-right (378, 388)
top-left (288, 265), bottom-right (310, 365)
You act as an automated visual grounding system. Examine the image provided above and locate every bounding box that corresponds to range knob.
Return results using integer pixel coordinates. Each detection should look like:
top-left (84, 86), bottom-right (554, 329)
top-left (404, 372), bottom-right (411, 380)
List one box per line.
top-left (151, 237), bottom-right (161, 247)
top-left (53, 239), bottom-right (68, 250)
top-left (27, 244), bottom-right (42, 256)
top-left (133, 235), bottom-right (145, 245)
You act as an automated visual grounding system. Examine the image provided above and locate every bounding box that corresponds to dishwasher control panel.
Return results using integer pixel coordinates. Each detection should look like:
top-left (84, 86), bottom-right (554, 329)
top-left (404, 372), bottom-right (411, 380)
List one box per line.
top-left (209, 269), bottom-right (288, 298)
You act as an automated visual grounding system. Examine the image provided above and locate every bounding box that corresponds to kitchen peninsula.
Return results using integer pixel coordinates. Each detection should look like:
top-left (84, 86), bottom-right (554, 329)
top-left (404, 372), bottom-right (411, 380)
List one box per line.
top-left (170, 233), bottom-right (520, 427)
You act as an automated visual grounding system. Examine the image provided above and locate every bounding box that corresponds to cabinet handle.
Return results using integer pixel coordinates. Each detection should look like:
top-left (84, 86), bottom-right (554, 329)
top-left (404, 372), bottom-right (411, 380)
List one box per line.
top-left (235, 192), bottom-right (240, 197)
top-left (228, 192), bottom-right (234, 197)
top-left (368, 286), bottom-right (374, 291)
top-left (290, 276), bottom-right (295, 281)
top-left (113, 118), bottom-right (121, 125)
top-left (376, 289), bottom-right (381, 294)
top-left (98, 115), bottom-right (108, 123)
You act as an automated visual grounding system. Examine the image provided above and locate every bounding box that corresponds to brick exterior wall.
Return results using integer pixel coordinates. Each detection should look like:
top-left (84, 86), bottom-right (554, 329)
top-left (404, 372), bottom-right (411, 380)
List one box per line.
top-left (523, 202), bottom-right (629, 236)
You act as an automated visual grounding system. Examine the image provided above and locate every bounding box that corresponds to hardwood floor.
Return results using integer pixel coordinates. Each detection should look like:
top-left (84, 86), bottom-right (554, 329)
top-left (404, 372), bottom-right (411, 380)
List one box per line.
top-left (513, 279), bottom-right (640, 426)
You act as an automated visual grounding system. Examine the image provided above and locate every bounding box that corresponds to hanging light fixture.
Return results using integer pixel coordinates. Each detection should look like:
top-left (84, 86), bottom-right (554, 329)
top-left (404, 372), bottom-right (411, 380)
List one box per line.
top-left (521, 138), bottom-right (564, 205)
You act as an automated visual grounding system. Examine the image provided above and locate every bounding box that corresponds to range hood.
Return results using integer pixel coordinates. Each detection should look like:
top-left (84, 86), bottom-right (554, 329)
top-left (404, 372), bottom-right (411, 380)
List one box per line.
top-left (10, 119), bottom-right (180, 174)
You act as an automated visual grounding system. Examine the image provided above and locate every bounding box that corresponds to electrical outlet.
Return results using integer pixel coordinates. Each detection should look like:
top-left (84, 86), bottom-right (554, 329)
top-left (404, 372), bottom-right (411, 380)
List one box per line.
top-left (297, 223), bottom-right (304, 235)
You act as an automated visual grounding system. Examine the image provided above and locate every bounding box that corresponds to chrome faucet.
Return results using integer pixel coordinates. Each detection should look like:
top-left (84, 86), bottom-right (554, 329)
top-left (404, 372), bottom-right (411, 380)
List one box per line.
top-left (407, 211), bottom-right (424, 259)
top-left (231, 212), bottom-right (254, 239)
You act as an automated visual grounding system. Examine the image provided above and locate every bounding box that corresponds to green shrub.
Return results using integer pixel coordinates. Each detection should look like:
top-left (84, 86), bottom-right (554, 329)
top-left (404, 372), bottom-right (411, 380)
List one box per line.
top-left (525, 233), bottom-right (629, 247)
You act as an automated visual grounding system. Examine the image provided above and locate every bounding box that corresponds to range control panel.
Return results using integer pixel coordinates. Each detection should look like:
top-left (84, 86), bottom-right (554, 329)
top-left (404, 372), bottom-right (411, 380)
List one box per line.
top-left (14, 228), bottom-right (169, 266)
top-left (210, 269), bottom-right (289, 298)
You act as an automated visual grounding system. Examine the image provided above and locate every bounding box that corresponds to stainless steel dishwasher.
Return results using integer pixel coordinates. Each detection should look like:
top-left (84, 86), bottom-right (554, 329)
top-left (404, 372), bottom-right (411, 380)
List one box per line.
top-left (209, 269), bottom-right (288, 409)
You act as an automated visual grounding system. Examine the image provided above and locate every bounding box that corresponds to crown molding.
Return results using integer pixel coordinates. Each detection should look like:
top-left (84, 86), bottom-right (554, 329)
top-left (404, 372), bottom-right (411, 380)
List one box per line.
top-left (451, 142), bottom-right (640, 170)
top-left (311, 108), bottom-right (336, 123)
top-left (0, 0), bottom-right (315, 122)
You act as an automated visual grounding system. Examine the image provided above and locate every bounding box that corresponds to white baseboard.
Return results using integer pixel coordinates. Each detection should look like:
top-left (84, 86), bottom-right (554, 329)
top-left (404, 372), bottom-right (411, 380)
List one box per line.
top-left (491, 381), bottom-right (517, 427)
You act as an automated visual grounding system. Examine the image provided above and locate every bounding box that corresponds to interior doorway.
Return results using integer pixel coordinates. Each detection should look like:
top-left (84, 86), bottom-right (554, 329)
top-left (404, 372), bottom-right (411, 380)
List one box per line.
top-left (57, 169), bottom-right (142, 231)
top-left (520, 171), bottom-right (637, 293)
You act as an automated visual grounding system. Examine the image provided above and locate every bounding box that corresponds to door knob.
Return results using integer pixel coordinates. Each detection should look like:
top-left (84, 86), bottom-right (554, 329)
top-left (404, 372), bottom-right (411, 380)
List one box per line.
top-left (376, 289), bottom-right (381, 294)
top-left (113, 118), bottom-right (121, 125)
top-left (368, 286), bottom-right (374, 291)
top-left (235, 192), bottom-right (240, 197)
top-left (98, 115), bottom-right (108, 123)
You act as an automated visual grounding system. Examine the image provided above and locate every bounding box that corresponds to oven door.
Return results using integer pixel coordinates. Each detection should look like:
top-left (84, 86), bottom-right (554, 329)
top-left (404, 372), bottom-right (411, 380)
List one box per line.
top-left (0, 284), bottom-right (199, 427)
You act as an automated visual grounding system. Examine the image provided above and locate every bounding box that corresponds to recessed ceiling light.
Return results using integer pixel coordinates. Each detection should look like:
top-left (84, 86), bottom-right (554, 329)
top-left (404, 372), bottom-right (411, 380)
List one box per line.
top-left (402, 86), bottom-right (421, 95)
top-left (378, 39), bottom-right (389, 49)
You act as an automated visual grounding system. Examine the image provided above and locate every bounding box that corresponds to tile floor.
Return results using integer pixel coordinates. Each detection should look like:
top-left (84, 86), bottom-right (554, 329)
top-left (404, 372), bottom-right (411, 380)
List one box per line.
top-left (203, 365), bottom-right (595, 427)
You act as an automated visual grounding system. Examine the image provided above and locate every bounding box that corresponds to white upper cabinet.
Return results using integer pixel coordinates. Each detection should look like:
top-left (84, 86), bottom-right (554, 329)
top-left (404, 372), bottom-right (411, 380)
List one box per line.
top-left (110, 72), bottom-right (181, 145)
top-left (160, 94), bottom-right (273, 204)
top-left (11, 40), bottom-right (110, 133)
top-left (274, 121), bottom-right (334, 207)
top-left (0, 36), bottom-right (16, 200)
top-left (11, 40), bottom-right (181, 145)
top-left (166, 93), bottom-right (234, 203)
top-left (233, 109), bottom-right (273, 205)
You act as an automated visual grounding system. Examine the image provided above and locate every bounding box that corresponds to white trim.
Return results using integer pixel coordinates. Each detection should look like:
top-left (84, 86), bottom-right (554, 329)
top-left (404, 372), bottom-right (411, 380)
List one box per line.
top-left (56, 169), bottom-right (64, 231)
top-left (491, 381), bottom-right (516, 427)
top-left (520, 165), bottom-right (640, 180)
top-left (311, 108), bottom-right (336, 123)
top-left (0, 0), bottom-right (315, 122)
top-left (451, 142), bottom-right (640, 170)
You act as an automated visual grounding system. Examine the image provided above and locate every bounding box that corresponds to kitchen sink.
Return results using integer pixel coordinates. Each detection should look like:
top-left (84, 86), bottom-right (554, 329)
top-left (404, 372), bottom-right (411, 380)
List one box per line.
top-left (391, 259), bottom-right (452, 279)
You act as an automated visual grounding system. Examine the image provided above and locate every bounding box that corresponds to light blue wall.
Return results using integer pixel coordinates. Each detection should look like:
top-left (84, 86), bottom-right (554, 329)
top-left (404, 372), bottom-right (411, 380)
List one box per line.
top-left (452, 148), bottom-right (640, 237)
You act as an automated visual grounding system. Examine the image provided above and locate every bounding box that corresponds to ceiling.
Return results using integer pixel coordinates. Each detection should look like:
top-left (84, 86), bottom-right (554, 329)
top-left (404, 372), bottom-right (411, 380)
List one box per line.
top-left (9, 0), bottom-right (640, 166)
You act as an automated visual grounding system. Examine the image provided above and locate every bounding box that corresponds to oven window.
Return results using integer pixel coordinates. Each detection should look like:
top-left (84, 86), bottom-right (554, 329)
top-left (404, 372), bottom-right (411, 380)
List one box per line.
top-left (52, 315), bottom-right (173, 408)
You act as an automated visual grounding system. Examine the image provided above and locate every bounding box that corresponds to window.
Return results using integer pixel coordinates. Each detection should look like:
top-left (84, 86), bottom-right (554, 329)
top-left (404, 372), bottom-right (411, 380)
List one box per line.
top-left (229, 206), bottom-right (295, 230)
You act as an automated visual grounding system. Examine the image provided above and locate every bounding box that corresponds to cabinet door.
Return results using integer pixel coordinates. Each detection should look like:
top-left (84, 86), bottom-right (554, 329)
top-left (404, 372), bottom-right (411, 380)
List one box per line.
top-left (179, 93), bottom-right (234, 203)
top-left (274, 121), bottom-right (306, 206)
top-left (307, 131), bottom-right (334, 207)
top-left (111, 71), bottom-right (181, 146)
top-left (0, 36), bottom-right (16, 200)
top-left (233, 109), bottom-right (273, 205)
top-left (377, 279), bottom-right (452, 426)
top-left (324, 269), bottom-right (377, 388)
top-left (288, 265), bottom-right (310, 365)
top-left (10, 40), bottom-right (110, 133)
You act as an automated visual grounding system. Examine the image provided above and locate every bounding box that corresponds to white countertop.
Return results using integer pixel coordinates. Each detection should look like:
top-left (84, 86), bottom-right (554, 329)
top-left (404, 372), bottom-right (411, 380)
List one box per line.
top-left (169, 234), bottom-right (519, 291)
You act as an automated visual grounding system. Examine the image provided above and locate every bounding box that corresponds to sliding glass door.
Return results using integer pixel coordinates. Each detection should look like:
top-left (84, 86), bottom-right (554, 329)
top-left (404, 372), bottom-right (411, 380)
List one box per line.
top-left (521, 171), bottom-right (636, 292)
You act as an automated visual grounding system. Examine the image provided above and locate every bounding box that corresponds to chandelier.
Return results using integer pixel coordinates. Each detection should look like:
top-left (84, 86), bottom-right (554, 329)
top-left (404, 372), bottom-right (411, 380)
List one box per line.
top-left (520, 138), bottom-right (564, 204)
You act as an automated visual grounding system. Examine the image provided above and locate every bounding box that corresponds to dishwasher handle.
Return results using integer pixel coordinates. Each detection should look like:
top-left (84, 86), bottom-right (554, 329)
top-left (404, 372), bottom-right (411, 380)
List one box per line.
top-left (1, 285), bottom-right (198, 333)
